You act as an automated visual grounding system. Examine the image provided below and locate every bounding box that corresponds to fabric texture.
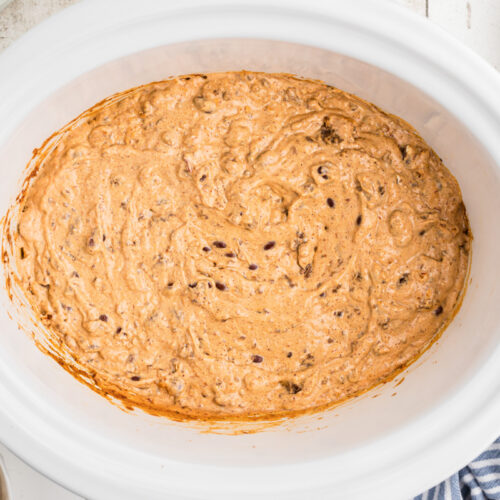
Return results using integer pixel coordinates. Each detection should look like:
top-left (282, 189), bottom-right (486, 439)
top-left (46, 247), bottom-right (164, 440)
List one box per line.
top-left (415, 437), bottom-right (500, 500)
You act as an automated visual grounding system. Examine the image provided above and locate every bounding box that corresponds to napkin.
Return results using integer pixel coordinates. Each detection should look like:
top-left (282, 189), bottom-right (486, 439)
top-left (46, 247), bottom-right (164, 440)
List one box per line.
top-left (415, 437), bottom-right (500, 500)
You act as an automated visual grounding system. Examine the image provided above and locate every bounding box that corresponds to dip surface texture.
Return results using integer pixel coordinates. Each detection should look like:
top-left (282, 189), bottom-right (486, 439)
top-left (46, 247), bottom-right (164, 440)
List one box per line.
top-left (10, 72), bottom-right (471, 418)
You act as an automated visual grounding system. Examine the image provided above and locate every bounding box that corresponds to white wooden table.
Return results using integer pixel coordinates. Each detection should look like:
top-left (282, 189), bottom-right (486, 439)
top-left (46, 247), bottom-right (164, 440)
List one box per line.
top-left (393, 0), bottom-right (500, 70)
top-left (0, 1), bottom-right (499, 499)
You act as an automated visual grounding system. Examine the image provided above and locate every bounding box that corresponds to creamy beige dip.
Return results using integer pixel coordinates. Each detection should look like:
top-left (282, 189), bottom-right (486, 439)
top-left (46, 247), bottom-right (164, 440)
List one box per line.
top-left (7, 72), bottom-right (470, 418)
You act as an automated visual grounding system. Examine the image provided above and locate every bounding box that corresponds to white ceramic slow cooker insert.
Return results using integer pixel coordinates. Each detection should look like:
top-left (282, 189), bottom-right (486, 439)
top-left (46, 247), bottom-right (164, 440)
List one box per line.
top-left (0, 1), bottom-right (499, 499)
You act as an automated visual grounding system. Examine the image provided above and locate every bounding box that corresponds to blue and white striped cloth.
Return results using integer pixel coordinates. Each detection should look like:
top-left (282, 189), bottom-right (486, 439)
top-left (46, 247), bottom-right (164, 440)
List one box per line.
top-left (415, 437), bottom-right (500, 500)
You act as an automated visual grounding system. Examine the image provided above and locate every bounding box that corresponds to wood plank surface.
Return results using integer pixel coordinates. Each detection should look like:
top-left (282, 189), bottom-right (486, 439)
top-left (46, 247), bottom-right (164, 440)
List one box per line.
top-left (390, 0), bottom-right (500, 70)
top-left (428, 0), bottom-right (500, 70)
top-left (390, 0), bottom-right (427, 16)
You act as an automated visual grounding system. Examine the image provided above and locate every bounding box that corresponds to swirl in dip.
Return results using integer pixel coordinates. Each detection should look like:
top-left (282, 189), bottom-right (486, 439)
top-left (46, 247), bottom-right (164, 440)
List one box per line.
top-left (6, 72), bottom-right (470, 418)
